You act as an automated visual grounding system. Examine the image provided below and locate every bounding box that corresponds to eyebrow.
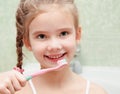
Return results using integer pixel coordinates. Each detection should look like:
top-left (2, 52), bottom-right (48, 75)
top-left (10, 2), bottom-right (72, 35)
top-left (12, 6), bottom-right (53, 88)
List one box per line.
top-left (31, 31), bottom-right (48, 36)
top-left (57, 27), bottom-right (73, 31)
top-left (31, 27), bottom-right (73, 34)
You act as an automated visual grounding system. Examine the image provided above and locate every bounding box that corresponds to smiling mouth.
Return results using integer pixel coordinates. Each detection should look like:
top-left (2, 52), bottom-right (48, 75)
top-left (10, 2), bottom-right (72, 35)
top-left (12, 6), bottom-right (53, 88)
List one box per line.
top-left (44, 53), bottom-right (66, 62)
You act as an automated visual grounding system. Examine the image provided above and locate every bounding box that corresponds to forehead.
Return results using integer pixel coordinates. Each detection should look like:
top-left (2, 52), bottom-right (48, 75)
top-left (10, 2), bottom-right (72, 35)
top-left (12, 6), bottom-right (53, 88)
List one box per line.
top-left (29, 10), bottom-right (74, 31)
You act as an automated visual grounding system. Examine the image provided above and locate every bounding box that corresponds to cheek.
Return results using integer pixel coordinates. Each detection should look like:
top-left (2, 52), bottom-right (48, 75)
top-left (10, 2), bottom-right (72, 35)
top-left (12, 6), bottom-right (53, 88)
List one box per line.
top-left (30, 44), bottom-right (44, 58)
top-left (66, 44), bottom-right (76, 63)
top-left (66, 36), bottom-right (77, 51)
top-left (69, 43), bottom-right (77, 56)
top-left (65, 37), bottom-right (77, 56)
top-left (30, 40), bottom-right (45, 52)
top-left (32, 49), bottom-right (45, 65)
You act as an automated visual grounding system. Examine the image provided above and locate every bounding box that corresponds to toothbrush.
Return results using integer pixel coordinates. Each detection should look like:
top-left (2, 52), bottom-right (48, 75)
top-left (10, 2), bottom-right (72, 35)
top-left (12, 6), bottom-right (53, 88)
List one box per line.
top-left (25, 59), bottom-right (67, 81)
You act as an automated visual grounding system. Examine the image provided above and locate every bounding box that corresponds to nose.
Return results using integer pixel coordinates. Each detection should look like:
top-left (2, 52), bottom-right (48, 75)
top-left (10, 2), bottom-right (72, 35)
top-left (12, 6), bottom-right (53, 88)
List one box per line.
top-left (47, 38), bottom-right (62, 52)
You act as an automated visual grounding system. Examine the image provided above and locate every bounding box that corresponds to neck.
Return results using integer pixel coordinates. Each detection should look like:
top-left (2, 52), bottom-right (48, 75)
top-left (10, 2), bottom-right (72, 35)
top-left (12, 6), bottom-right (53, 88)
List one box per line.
top-left (34, 65), bottom-right (75, 88)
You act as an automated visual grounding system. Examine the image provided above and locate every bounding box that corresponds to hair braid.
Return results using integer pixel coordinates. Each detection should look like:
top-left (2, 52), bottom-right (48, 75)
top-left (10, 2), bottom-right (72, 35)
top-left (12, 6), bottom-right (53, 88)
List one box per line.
top-left (16, 29), bottom-right (23, 69)
top-left (15, 3), bottom-right (26, 69)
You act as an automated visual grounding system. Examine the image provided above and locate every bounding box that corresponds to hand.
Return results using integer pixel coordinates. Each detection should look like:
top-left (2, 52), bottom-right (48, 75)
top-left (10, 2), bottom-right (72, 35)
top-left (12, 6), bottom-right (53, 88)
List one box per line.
top-left (0, 70), bottom-right (26, 94)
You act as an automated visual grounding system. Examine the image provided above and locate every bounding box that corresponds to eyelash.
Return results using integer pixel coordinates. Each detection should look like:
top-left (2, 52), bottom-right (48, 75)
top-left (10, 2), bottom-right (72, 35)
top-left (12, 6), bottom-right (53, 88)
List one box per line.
top-left (36, 31), bottom-right (69, 40)
top-left (37, 34), bottom-right (47, 40)
top-left (59, 31), bottom-right (69, 37)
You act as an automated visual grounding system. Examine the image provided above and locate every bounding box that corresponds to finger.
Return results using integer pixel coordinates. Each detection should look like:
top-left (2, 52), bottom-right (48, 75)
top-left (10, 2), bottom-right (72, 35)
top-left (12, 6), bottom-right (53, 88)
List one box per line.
top-left (0, 84), bottom-right (11, 94)
top-left (7, 83), bottom-right (15, 94)
top-left (13, 70), bottom-right (27, 87)
top-left (0, 89), bottom-right (10, 94)
top-left (4, 78), bottom-right (15, 94)
top-left (11, 76), bottom-right (22, 91)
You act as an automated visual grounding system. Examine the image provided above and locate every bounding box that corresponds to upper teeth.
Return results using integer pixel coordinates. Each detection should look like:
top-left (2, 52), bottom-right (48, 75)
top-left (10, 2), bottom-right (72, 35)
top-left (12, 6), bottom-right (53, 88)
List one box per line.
top-left (47, 54), bottom-right (63, 59)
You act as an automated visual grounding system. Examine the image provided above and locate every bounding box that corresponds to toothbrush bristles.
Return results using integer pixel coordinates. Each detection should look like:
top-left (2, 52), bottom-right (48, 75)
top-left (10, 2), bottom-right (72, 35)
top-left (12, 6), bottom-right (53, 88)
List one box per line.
top-left (57, 59), bottom-right (67, 65)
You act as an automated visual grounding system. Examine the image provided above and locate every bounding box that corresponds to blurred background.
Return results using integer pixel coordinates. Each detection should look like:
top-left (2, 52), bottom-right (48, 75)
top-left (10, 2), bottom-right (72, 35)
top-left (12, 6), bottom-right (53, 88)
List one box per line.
top-left (0, 0), bottom-right (120, 71)
top-left (0, 0), bottom-right (120, 93)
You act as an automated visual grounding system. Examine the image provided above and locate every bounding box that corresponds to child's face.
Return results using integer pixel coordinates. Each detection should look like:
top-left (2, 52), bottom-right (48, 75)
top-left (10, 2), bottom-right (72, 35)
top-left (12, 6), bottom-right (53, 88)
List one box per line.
top-left (25, 10), bottom-right (80, 68)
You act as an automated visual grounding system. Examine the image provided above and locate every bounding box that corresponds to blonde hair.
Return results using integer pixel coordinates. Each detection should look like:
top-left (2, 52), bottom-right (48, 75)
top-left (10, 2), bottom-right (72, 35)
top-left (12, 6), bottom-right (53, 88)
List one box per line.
top-left (16, 0), bottom-right (79, 69)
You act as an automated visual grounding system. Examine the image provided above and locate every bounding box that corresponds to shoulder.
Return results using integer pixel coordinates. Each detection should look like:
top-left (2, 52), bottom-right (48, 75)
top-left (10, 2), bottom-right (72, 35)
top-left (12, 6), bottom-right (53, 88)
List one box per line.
top-left (89, 82), bottom-right (108, 94)
top-left (73, 74), bottom-right (108, 94)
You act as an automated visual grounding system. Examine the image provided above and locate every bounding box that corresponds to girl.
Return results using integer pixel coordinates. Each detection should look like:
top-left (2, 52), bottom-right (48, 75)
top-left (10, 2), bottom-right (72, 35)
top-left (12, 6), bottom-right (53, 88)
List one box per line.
top-left (0, 0), bottom-right (107, 94)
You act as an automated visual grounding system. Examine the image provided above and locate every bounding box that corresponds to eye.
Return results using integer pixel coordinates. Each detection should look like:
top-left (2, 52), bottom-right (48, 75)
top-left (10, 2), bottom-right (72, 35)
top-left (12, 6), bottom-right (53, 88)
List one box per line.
top-left (60, 31), bottom-right (69, 37)
top-left (37, 34), bottom-right (47, 40)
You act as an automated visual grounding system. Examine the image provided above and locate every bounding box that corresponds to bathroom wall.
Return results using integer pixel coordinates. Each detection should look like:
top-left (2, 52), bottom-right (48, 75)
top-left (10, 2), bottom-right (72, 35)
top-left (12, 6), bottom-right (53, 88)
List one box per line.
top-left (0, 0), bottom-right (18, 71)
top-left (75, 0), bottom-right (120, 66)
top-left (0, 0), bottom-right (120, 71)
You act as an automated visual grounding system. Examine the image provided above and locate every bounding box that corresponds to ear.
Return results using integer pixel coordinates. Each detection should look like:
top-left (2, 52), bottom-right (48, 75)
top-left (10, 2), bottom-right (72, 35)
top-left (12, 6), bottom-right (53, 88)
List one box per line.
top-left (76, 26), bottom-right (82, 45)
top-left (23, 38), bottom-right (32, 51)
